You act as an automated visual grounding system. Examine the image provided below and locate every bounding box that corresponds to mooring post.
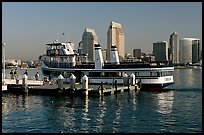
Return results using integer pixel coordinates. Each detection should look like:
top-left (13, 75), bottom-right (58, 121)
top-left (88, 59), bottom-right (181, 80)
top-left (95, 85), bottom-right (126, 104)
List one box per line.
top-left (82, 75), bottom-right (88, 96)
top-left (127, 77), bottom-right (130, 90)
top-left (130, 73), bottom-right (135, 86)
top-left (22, 74), bottom-right (28, 93)
top-left (115, 80), bottom-right (117, 98)
top-left (135, 79), bottom-right (138, 91)
top-left (58, 74), bottom-right (64, 91)
top-left (100, 82), bottom-right (103, 96)
top-left (70, 73), bottom-right (76, 90)
top-left (123, 72), bottom-right (128, 86)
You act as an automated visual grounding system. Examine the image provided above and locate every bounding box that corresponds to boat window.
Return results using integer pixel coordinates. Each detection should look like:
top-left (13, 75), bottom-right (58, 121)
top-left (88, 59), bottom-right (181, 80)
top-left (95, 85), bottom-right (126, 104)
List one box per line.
top-left (161, 71), bottom-right (173, 76)
top-left (51, 46), bottom-right (56, 49)
top-left (89, 72), bottom-right (101, 77)
top-left (151, 72), bottom-right (158, 77)
top-left (157, 72), bottom-right (160, 77)
top-left (138, 71), bottom-right (149, 77)
top-left (46, 46), bottom-right (51, 50)
top-left (135, 72), bottom-right (139, 76)
top-left (60, 57), bottom-right (63, 62)
top-left (104, 72), bottom-right (120, 77)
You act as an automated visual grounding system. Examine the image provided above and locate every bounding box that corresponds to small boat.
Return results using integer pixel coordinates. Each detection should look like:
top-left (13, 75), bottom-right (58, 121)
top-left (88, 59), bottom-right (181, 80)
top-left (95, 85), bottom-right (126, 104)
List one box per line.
top-left (39, 40), bottom-right (174, 91)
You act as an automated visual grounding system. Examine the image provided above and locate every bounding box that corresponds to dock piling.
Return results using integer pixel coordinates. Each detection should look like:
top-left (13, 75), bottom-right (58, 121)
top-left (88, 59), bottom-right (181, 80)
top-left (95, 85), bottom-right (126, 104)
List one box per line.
top-left (58, 74), bottom-right (64, 90)
top-left (123, 73), bottom-right (128, 86)
top-left (115, 80), bottom-right (117, 98)
top-left (22, 74), bottom-right (28, 93)
top-left (100, 82), bottom-right (104, 96)
top-left (130, 73), bottom-right (135, 86)
top-left (127, 78), bottom-right (130, 90)
top-left (82, 75), bottom-right (88, 96)
top-left (70, 73), bottom-right (76, 90)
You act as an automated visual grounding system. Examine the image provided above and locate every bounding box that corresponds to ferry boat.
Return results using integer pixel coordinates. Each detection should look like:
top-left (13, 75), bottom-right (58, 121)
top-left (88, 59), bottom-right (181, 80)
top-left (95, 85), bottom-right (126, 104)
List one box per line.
top-left (39, 40), bottom-right (174, 91)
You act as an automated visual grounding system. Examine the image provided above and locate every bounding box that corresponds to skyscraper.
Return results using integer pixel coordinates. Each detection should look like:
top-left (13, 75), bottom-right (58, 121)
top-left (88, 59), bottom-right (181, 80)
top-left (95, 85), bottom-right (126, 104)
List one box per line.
top-left (153, 41), bottom-right (168, 62)
top-left (180, 38), bottom-right (200, 64)
top-left (107, 21), bottom-right (124, 62)
top-left (192, 39), bottom-right (200, 64)
top-left (82, 28), bottom-right (99, 61)
top-left (169, 32), bottom-right (179, 63)
top-left (133, 49), bottom-right (141, 59)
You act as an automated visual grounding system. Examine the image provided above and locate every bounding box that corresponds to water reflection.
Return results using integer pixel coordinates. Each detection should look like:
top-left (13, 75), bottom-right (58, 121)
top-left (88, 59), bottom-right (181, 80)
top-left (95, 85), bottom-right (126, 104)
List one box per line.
top-left (112, 99), bottom-right (122, 133)
top-left (2, 93), bottom-right (30, 115)
top-left (63, 97), bottom-right (78, 132)
top-left (131, 91), bottom-right (138, 111)
top-left (171, 69), bottom-right (202, 89)
top-left (85, 95), bottom-right (89, 113)
top-left (155, 91), bottom-right (174, 114)
top-left (2, 100), bottom-right (9, 117)
top-left (95, 98), bottom-right (106, 132)
top-left (81, 96), bottom-right (90, 133)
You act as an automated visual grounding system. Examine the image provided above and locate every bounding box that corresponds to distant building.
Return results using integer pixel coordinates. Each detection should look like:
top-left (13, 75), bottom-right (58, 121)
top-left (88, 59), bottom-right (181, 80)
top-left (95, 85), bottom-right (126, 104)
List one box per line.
top-left (107, 21), bottom-right (124, 61)
top-left (82, 28), bottom-right (99, 61)
top-left (180, 38), bottom-right (200, 64)
top-left (192, 39), bottom-right (200, 64)
top-left (78, 41), bottom-right (83, 54)
top-left (169, 32), bottom-right (179, 63)
top-left (133, 49), bottom-right (141, 59)
top-left (122, 57), bottom-right (141, 63)
top-left (125, 53), bottom-right (132, 59)
top-left (143, 54), bottom-right (155, 62)
top-left (153, 41), bottom-right (168, 62)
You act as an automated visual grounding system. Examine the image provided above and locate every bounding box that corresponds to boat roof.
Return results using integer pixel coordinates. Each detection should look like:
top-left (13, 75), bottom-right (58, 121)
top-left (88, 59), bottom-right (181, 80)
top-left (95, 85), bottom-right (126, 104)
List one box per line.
top-left (46, 43), bottom-right (62, 46)
top-left (43, 66), bottom-right (174, 72)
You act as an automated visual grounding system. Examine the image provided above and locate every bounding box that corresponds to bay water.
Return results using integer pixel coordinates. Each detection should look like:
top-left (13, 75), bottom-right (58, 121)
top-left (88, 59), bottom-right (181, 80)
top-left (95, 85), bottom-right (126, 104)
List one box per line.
top-left (2, 68), bottom-right (202, 133)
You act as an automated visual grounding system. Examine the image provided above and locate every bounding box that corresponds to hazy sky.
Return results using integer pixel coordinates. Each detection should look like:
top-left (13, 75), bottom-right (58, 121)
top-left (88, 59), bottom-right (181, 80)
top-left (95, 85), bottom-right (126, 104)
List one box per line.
top-left (2, 2), bottom-right (202, 61)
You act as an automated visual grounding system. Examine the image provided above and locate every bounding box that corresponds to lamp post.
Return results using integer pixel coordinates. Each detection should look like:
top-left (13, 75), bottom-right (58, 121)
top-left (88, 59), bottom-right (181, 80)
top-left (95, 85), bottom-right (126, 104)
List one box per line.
top-left (2, 43), bottom-right (6, 83)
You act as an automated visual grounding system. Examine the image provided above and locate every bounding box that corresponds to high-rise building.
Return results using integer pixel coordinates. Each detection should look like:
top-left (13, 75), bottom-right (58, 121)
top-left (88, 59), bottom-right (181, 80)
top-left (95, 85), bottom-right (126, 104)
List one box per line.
top-left (82, 28), bottom-right (99, 61)
top-left (192, 39), bottom-right (200, 63)
top-left (169, 32), bottom-right (179, 63)
top-left (180, 38), bottom-right (200, 64)
top-left (107, 21), bottom-right (124, 62)
top-left (133, 49), bottom-right (141, 58)
top-left (153, 41), bottom-right (168, 62)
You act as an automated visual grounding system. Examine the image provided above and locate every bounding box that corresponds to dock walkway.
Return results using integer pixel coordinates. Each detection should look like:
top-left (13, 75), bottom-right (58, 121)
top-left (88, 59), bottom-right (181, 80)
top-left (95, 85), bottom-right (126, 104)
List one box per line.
top-left (5, 82), bottom-right (140, 97)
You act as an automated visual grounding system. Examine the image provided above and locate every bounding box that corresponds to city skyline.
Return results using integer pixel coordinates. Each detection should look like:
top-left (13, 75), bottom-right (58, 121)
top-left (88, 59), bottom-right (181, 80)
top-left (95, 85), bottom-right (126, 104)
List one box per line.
top-left (2, 2), bottom-right (202, 61)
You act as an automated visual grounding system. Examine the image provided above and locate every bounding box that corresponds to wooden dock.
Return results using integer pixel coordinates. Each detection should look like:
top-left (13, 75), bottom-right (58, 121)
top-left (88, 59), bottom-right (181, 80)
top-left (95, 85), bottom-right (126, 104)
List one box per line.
top-left (3, 74), bottom-right (140, 97)
top-left (5, 82), bottom-right (140, 97)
